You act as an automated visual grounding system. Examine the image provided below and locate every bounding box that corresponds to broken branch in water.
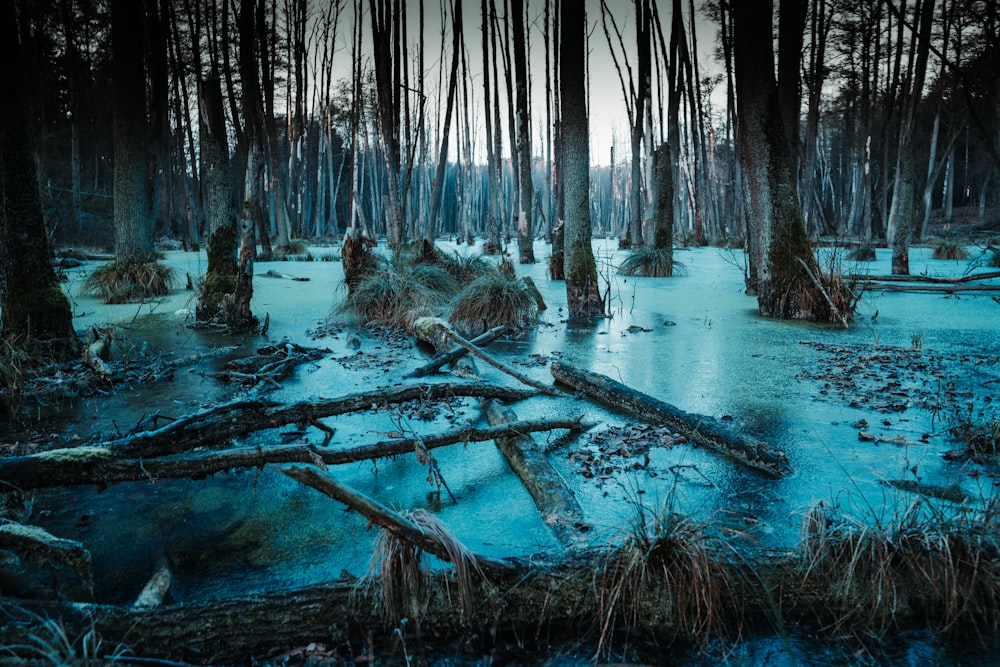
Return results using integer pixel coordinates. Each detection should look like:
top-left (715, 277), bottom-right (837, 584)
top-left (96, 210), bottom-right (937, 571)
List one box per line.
top-left (414, 317), bottom-right (562, 396)
top-left (279, 465), bottom-right (512, 573)
top-left (551, 362), bottom-right (791, 477)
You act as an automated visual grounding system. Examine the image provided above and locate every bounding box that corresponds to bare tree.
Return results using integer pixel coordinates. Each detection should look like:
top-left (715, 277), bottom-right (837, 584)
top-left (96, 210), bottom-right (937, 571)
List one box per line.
top-left (561, 0), bottom-right (603, 318)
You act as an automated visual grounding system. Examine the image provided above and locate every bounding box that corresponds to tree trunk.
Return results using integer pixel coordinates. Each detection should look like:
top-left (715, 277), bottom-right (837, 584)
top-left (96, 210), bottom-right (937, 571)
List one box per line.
top-left (560, 1), bottom-right (603, 318)
top-left (0, 4), bottom-right (78, 362)
top-left (112, 0), bottom-right (154, 264)
top-left (734, 0), bottom-right (831, 321)
top-left (512, 0), bottom-right (536, 263)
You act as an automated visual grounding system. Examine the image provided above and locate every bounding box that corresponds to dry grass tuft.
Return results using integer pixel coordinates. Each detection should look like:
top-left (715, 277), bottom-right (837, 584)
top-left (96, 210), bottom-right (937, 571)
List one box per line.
top-left (932, 238), bottom-right (969, 260)
top-left (365, 509), bottom-right (484, 624)
top-left (448, 271), bottom-right (537, 337)
top-left (846, 246), bottom-right (877, 262)
top-left (593, 497), bottom-right (743, 657)
top-left (618, 246), bottom-right (675, 277)
top-left (799, 499), bottom-right (1000, 636)
top-left (80, 260), bottom-right (173, 304)
top-left (336, 253), bottom-right (458, 328)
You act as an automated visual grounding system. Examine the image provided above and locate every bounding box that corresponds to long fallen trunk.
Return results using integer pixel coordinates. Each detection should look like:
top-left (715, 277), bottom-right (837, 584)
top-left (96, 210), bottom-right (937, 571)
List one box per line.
top-left (98, 382), bottom-right (534, 458)
top-left (0, 417), bottom-right (586, 490)
top-left (481, 399), bottom-right (588, 544)
top-left (550, 362), bottom-right (791, 477)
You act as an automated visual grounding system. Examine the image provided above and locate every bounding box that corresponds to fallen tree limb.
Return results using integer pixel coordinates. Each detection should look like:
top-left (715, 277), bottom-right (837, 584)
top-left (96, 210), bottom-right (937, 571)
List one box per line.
top-left (0, 416), bottom-right (585, 490)
top-left (857, 282), bottom-right (1000, 294)
top-left (551, 362), bottom-right (791, 477)
top-left (96, 382), bottom-right (535, 458)
top-left (132, 557), bottom-right (173, 609)
top-left (481, 399), bottom-right (588, 544)
top-left (850, 270), bottom-right (1000, 284)
top-left (263, 269), bottom-right (309, 281)
top-left (414, 317), bottom-right (562, 396)
top-left (279, 465), bottom-right (513, 573)
top-left (0, 523), bottom-right (92, 592)
top-left (404, 325), bottom-right (506, 378)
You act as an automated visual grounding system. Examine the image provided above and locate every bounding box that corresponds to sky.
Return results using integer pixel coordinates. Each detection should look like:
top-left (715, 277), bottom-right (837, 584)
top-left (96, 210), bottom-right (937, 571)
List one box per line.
top-left (323, 0), bottom-right (724, 166)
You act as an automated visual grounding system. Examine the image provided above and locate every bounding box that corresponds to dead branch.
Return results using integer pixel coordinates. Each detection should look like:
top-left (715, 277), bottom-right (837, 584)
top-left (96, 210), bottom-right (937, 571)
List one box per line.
top-left (0, 416), bottom-right (585, 490)
top-left (405, 325), bottom-right (507, 378)
top-left (132, 557), bottom-right (174, 609)
top-left (414, 317), bottom-right (562, 396)
top-left (279, 465), bottom-right (512, 573)
top-left (551, 362), bottom-right (791, 477)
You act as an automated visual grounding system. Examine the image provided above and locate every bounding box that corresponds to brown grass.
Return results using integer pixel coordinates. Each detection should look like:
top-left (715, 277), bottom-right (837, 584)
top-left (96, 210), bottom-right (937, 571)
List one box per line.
top-left (593, 498), bottom-right (743, 657)
top-left (448, 271), bottom-right (536, 337)
top-left (80, 260), bottom-right (173, 304)
top-left (364, 509), bottom-right (485, 624)
top-left (799, 498), bottom-right (1000, 636)
top-left (932, 238), bottom-right (969, 260)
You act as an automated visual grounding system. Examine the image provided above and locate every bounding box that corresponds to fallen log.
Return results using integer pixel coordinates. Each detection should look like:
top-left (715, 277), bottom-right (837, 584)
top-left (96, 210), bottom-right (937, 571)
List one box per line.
top-left (856, 282), bottom-right (1000, 294)
top-left (414, 317), bottom-right (562, 396)
top-left (263, 268), bottom-right (309, 281)
top-left (404, 325), bottom-right (506, 378)
top-left (97, 382), bottom-right (535, 458)
top-left (132, 557), bottom-right (173, 609)
top-left (481, 399), bottom-right (588, 544)
top-left (550, 362), bottom-right (791, 477)
top-left (0, 416), bottom-right (585, 490)
top-left (0, 523), bottom-right (93, 592)
top-left (279, 465), bottom-right (512, 573)
top-left (849, 270), bottom-right (1000, 284)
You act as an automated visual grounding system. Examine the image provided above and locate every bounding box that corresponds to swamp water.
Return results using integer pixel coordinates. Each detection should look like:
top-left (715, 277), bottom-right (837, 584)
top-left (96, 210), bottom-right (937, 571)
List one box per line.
top-left (15, 240), bottom-right (1000, 663)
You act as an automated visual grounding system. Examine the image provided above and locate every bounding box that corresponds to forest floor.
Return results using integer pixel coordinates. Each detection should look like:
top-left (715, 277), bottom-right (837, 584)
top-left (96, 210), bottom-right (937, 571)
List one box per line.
top-left (2, 239), bottom-right (1000, 665)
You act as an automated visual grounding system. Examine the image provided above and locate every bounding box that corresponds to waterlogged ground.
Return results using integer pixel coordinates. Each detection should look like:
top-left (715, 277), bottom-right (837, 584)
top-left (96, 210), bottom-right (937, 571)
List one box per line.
top-left (11, 239), bottom-right (1000, 663)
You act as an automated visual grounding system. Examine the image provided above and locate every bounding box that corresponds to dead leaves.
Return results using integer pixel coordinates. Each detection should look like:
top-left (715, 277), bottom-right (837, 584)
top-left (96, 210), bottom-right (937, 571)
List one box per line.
top-left (568, 422), bottom-right (687, 485)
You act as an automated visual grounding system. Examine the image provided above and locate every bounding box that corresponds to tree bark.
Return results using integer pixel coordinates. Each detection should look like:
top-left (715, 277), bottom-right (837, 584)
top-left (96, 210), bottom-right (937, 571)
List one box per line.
top-left (0, 0), bottom-right (79, 362)
top-left (112, 0), bottom-right (154, 264)
top-left (512, 0), bottom-right (536, 263)
top-left (550, 362), bottom-right (791, 477)
top-left (560, 1), bottom-right (604, 318)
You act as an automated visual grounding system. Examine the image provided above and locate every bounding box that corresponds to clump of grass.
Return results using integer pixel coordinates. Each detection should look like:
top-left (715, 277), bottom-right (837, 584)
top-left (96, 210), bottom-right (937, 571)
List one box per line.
top-left (799, 499), bottom-right (1000, 635)
top-left (593, 496), bottom-right (742, 657)
top-left (434, 250), bottom-right (495, 285)
top-left (80, 259), bottom-right (173, 304)
top-left (337, 253), bottom-right (457, 328)
top-left (273, 239), bottom-right (309, 259)
top-left (932, 238), bottom-right (969, 260)
top-left (1, 611), bottom-right (133, 664)
top-left (448, 271), bottom-right (537, 337)
top-left (618, 246), bottom-right (675, 277)
top-left (0, 337), bottom-right (30, 418)
top-left (365, 509), bottom-right (484, 624)
top-left (846, 246), bottom-right (877, 261)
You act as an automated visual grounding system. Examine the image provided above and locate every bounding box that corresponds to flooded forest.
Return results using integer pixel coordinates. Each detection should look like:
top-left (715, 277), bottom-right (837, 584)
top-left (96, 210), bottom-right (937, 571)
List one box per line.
top-left (2, 0), bottom-right (1000, 664)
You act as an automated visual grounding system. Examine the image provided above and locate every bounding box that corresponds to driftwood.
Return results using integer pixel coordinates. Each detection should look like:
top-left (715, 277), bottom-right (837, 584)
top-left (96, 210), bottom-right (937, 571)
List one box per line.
top-left (404, 325), bottom-right (507, 378)
top-left (132, 557), bottom-right (173, 609)
top-left (854, 270), bottom-right (1000, 294)
top-left (0, 417), bottom-right (589, 490)
top-left (414, 317), bottom-right (562, 396)
top-left (0, 523), bottom-right (93, 592)
top-left (263, 268), bottom-right (309, 281)
top-left (481, 398), bottom-right (588, 544)
top-left (551, 362), bottom-right (791, 477)
top-left (280, 465), bottom-right (512, 573)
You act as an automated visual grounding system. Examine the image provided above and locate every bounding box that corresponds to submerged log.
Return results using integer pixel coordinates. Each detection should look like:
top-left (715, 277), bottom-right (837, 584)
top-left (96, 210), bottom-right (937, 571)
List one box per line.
top-left (481, 399), bottom-right (588, 544)
top-left (550, 362), bottom-right (791, 477)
